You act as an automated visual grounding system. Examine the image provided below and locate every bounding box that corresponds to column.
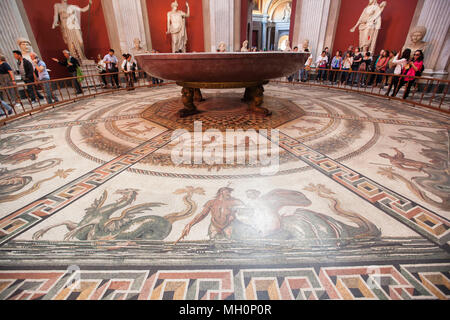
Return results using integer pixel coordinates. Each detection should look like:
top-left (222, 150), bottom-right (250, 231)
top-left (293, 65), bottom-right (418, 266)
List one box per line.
top-left (292, 0), bottom-right (331, 59)
top-left (414, 0), bottom-right (450, 77)
top-left (202, 0), bottom-right (212, 51)
top-left (261, 16), bottom-right (268, 51)
top-left (210, 0), bottom-right (235, 52)
top-left (267, 26), bottom-right (272, 51)
top-left (0, 0), bottom-right (40, 67)
top-left (111, 0), bottom-right (148, 54)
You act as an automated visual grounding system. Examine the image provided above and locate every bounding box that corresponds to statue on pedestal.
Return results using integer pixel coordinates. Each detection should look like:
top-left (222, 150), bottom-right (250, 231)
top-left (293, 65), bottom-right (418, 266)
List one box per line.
top-left (52, 0), bottom-right (92, 62)
top-left (16, 38), bottom-right (34, 62)
top-left (350, 0), bottom-right (386, 55)
top-left (403, 26), bottom-right (428, 54)
top-left (167, 0), bottom-right (190, 53)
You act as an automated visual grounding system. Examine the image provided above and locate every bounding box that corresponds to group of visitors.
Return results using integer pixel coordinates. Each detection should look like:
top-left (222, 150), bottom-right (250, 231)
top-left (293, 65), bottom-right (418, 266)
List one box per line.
top-left (96, 48), bottom-right (163, 89)
top-left (0, 46), bottom-right (87, 117)
top-left (289, 44), bottom-right (425, 100)
top-left (1, 40), bottom-right (428, 118)
top-left (1, 45), bottom-right (169, 117)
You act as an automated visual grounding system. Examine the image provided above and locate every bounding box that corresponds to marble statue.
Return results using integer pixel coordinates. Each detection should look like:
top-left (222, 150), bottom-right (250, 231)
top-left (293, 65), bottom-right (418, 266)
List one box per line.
top-left (301, 39), bottom-right (310, 52)
top-left (403, 26), bottom-right (428, 53)
top-left (350, 0), bottom-right (386, 55)
top-left (167, 0), bottom-right (190, 53)
top-left (52, 0), bottom-right (92, 62)
top-left (282, 3), bottom-right (292, 22)
top-left (16, 38), bottom-right (33, 62)
top-left (217, 42), bottom-right (227, 52)
top-left (130, 38), bottom-right (148, 67)
top-left (283, 39), bottom-right (292, 52)
top-left (241, 40), bottom-right (249, 52)
top-left (131, 38), bottom-right (147, 56)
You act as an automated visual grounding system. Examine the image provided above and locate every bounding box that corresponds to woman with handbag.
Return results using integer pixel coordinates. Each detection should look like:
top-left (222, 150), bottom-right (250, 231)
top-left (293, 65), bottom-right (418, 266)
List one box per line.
top-left (340, 52), bottom-right (353, 84)
top-left (121, 54), bottom-right (135, 91)
top-left (329, 51), bottom-right (342, 83)
top-left (316, 51), bottom-right (329, 82)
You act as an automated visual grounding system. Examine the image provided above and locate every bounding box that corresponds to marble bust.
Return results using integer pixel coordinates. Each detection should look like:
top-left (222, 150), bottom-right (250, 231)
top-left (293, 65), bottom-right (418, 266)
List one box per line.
top-left (350, 0), bottom-right (386, 55)
top-left (403, 26), bottom-right (428, 53)
top-left (217, 42), bottom-right (227, 52)
top-left (241, 40), bottom-right (249, 52)
top-left (130, 38), bottom-right (148, 68)
top-left (131, 38), bottom-right (147, 55)
top-left (16, 37), bottom-right (33, 62)
top-left (301, 39), bottom-right (310, 52)
top-left (167, 0), bottom-right (190, 53)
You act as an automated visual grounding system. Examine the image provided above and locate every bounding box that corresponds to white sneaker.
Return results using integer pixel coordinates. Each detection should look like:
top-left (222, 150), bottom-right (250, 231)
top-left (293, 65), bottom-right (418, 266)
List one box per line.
top-left (14, 103), bottom-right (21, 108)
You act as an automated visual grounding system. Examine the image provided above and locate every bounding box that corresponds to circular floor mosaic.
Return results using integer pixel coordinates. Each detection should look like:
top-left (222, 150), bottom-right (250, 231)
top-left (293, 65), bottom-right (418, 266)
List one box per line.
top-left (62, 87), bottom-right (385, 178)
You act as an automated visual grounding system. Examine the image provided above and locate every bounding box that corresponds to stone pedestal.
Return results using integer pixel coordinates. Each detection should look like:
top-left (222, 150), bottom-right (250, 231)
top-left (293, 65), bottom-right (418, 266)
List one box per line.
top-left (177, 81), bottom-right (271, 118)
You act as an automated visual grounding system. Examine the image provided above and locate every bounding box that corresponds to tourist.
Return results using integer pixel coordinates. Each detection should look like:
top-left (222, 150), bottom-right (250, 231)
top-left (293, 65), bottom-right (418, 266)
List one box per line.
top-left (348, 47), bottom-right (363, 85)
top-left (367, 49), bottom-right (385, 85)
top-left (340, 52), bottom-right (353, 84)
top-left (374, 50), bottom-right (389, 86)
top-left (52, 50), bottom-right (83, 94)
top-left (0, 55), bottom-right (20, 109)
top-left (385, 49), bottom-right (411, 97)
top-left (96, 54), bottom-right (108, 89)
top-left (13, 50), bottom-right (39, 104)
top-left (361, 45), bottom-right (370, 58)
top-left (359, 52), bottom-right (372, 86)
top-left (324, 47), bottom-right (331, 69)
top-left (0, 99), bottom-right (13, 117)
top-left (393, 50), bottom-right (424, 99)
top-left (300, 49), bottom-right (312, 82)
top-left (384, 50), bottom-right (397, 87)
top-left (316, 51), bottom-right (329, 82)
top-left (329, 51), bottom-right (342, 83)
top-left (121, 54), bottom-right (135, 91)
top-left (103, 49), bottom-right (120, 89)
top-left (343, 45), bottom-right (354, 59)
top-left (288, 47), bottom-right (299, 82)
top-left (30, 53), bottom-right (58, 104)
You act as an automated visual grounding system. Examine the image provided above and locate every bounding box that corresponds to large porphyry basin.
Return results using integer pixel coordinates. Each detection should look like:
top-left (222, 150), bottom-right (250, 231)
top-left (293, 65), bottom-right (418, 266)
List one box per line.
top-left (135, 52), bottom-right (309, 82)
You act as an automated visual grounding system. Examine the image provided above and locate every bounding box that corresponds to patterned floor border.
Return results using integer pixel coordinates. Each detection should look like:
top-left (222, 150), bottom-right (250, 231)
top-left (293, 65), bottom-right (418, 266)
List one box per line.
top-left (0, 263), bottom-right (448, 300)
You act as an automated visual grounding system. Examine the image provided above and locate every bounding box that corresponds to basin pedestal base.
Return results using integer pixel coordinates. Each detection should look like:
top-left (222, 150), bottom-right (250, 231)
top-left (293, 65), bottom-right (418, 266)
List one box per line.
top-left (177, 81), bottom-right (271, 118)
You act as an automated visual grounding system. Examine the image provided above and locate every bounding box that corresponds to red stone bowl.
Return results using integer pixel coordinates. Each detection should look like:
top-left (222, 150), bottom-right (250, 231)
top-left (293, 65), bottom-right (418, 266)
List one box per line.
top-left (134, 52), bottom-right (310, 82)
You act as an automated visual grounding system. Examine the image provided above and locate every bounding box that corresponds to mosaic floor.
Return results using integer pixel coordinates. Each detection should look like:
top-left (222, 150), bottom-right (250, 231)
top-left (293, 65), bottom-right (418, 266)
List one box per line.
top-left (0, 83), bottom-right (449, 300)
